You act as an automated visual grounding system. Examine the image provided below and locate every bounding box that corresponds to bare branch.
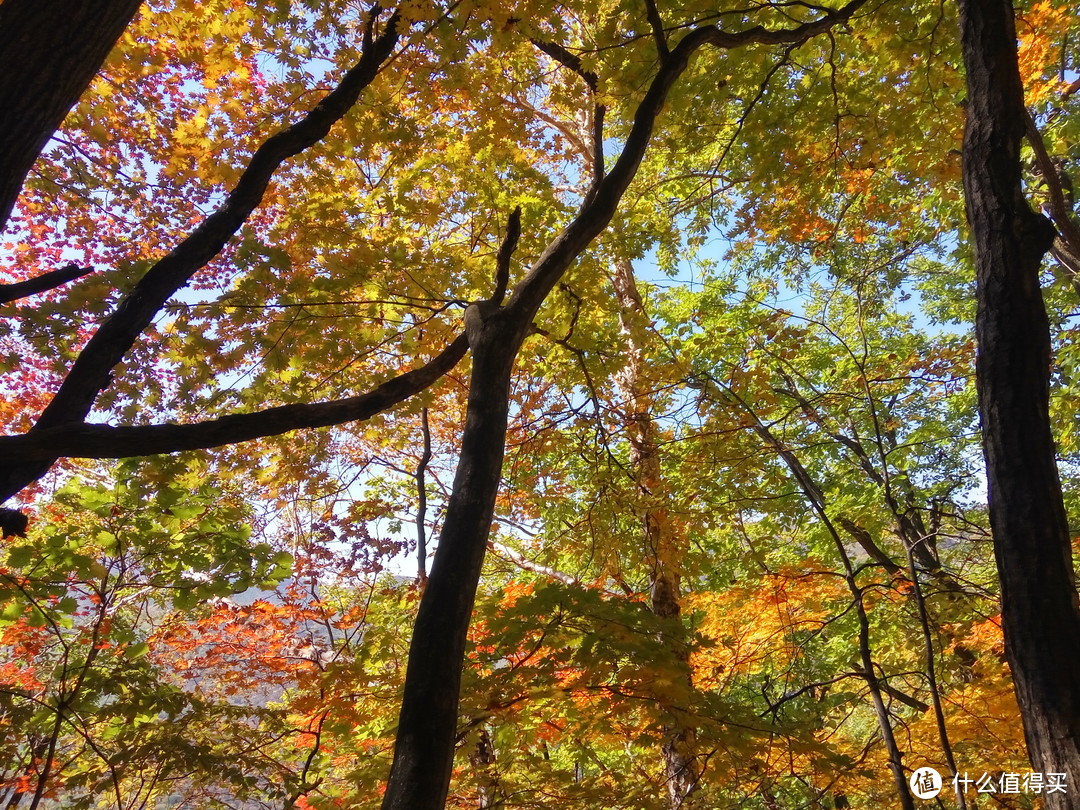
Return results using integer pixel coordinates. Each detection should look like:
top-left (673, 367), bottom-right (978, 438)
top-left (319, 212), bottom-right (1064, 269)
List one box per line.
top-left (491, 542), bottom-right (577, 586)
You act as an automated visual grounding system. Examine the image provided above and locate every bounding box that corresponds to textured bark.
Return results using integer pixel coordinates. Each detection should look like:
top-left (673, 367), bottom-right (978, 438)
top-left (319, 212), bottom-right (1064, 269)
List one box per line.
top-left (381, 312), bottom-right (520, 809)
top-left (612, 258), bottom-right (699, 807)
top-left (0, 0), bottom-right (144, 232)
top-left (959, 0), bottom-right (1080, 804)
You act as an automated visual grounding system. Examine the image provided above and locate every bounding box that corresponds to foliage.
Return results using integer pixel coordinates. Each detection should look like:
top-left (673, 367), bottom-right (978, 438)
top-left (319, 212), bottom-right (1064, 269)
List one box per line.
top-left (2, 0), bottom-right (1079, 807)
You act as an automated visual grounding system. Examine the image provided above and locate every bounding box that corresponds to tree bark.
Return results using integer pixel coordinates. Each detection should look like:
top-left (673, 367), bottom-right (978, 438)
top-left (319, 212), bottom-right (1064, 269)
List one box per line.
top-left (958, 0), bottom-right (1080, 804)
top-left (0, 0), bottom-right (144, 232)
top-left (381, 309), bottom-right (520, 809)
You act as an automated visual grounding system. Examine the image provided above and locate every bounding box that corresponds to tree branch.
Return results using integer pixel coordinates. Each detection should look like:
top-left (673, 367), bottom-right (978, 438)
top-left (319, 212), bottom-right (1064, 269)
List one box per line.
top-left (1024, 109), bottom-right (1080, 254)
top-left (31, 11), bottom-right (401, 433)
top-left (507, 0), bottom-right (868, 325)
top-left (643, 0), bottom-right (671, 60)
top-left (528, 39), bottom-right (598, 91)
top-left (875, 677), bottom-right (930, 713)
top-left (415, 406), bottom-right (434, 584)
top-left (528, 38), bottom-right (606, 189)
top-left (0, 334), bottom-right (467, 464)
top-left (492, 207), bottom-right (521, 305)
top-left (490, 542), bottom-right (577, 586)
top-left (0, 264), bottom-right (93, 305)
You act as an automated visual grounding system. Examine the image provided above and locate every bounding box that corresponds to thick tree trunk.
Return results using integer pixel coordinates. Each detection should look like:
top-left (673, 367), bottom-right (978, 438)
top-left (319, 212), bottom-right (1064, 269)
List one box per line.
top-left (0, 0), bottom-right (144, 232)
top-left (612, 258), bottom-right (699, 807)
top-left (958, 0), bottom-right (1080, 803)
top-left (380, 309), bottom-right (521, 810)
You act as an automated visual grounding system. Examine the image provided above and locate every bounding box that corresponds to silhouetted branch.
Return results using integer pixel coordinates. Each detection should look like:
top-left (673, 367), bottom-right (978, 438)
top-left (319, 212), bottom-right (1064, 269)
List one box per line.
top-left (0, 264), bottom-right (92, 305)
top-left (32, 11), bottom-right (401, 433)
top-left (0, 334), bottom-right (466, 464)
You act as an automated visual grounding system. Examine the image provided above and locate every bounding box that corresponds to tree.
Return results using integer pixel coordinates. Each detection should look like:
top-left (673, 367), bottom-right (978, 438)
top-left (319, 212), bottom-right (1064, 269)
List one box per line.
top-left (0, 469), bottom-right (295, 808)
top-left (2, 0), bottom-right (1079, 807)
top-left (958, 0), bottom-right (1080, 802)
top-left (0, 5), bottom-right (449, 506)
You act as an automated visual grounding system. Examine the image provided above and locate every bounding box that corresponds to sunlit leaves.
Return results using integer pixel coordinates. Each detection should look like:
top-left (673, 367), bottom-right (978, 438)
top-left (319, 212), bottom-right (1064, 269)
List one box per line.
top-left (3, 0), bottom-right (1072, 804)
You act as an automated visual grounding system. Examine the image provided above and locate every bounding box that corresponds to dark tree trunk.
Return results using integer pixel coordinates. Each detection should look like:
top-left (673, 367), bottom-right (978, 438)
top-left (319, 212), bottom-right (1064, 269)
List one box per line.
top-left (0, 0), bottom-right (144, 232)
top-left (380, 307), bottom-right (523, 810)
top-left (375, 8), bottom-right (869, 807)
top-left (959, 0), bottom-right (1080, 803)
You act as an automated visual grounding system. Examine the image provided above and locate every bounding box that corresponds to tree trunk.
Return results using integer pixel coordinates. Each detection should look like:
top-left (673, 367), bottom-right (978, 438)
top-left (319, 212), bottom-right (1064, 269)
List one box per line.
top-left (371, 8), bottom-right (865, 805)
top-left (380, 307), bottom-right (522, 810)
top-left (0, 0), bottom-right (144, 232)
top-left (612, 258), bottom-right (699, 807)
top-left (958, 0), bottom-right (1080, 803)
